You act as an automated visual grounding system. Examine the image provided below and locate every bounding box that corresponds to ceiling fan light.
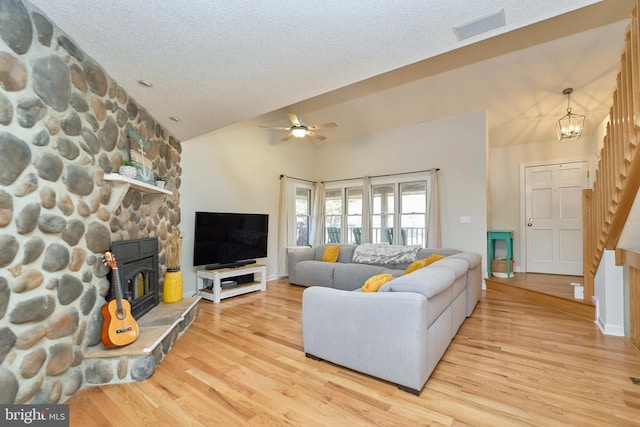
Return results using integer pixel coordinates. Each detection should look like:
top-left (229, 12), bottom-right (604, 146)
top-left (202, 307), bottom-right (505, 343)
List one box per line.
top-left (292, 127), bottom-right (307, 138)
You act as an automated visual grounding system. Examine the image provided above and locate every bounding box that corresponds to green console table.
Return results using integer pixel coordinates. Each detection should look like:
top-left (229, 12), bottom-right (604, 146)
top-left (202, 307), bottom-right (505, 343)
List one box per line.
top-left (487, 230), bottom-right (513, 278)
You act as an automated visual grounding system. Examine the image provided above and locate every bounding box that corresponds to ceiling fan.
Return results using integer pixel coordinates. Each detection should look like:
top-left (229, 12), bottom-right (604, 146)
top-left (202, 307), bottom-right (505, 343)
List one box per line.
top-left (259, 105), bottom-right (337, 141)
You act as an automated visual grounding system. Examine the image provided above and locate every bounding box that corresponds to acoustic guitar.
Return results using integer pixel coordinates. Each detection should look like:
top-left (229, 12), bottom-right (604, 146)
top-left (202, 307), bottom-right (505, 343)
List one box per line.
top-left (101, 251), bottom-right (139, 348)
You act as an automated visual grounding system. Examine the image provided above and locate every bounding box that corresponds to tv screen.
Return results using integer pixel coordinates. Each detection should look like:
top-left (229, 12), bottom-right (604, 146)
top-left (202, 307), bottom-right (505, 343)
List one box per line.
top-left (193, 212), bottom-right (268, 267)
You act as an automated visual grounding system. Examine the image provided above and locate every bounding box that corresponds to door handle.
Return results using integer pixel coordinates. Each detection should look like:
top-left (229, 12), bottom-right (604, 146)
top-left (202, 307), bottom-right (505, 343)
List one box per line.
top-left (527, 217), bottom-right (533, 227)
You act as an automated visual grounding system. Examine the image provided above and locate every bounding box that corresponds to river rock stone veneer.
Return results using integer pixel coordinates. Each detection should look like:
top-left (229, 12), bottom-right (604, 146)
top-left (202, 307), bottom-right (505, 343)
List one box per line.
top-left (0, 0), bottom-right (184, 404)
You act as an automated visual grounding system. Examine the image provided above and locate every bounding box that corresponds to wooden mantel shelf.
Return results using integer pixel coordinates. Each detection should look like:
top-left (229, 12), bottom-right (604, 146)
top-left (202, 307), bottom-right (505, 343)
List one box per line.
top-left (104, 173), bottom-right (172, 212)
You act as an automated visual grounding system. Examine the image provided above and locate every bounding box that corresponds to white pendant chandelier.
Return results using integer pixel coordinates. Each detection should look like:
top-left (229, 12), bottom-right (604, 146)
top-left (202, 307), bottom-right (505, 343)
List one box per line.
top-left (556, 87), bottom-right (585, 141)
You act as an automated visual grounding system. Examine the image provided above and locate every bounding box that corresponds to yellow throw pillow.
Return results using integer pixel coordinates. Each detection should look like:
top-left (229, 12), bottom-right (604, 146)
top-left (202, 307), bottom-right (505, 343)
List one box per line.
top-left (322, 245), bottom-right (340, 262)
top-left (403, 253), bottom-right (446, 275)
top-left (361, 273), bottom-right (393, 292)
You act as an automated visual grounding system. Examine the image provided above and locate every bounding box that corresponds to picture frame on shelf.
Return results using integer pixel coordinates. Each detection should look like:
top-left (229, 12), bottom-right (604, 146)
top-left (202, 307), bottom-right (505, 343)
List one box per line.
top-left (127, 129), bottom-right (154, 185)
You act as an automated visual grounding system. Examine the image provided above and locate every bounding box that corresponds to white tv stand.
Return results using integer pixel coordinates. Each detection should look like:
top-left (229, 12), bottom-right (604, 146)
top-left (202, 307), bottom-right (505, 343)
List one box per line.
top-left (196, 263), bottom-right (266, 303)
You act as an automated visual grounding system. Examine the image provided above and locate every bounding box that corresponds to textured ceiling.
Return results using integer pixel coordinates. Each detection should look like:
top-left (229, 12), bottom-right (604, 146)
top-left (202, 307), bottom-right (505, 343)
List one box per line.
top-left (29, 0), bottom-right (632, 146)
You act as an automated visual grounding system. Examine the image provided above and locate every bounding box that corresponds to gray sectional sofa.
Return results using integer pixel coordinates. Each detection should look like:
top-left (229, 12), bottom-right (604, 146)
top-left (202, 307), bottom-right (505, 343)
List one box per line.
top-left (290, 243), bottom-right (482, 395)
top-left (288, 244), bottom-right (463, 290)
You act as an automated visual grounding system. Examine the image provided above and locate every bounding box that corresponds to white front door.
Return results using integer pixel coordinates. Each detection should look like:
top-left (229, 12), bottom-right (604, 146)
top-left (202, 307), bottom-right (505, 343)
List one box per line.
top-left (524, 161), bottom-right (588, 275)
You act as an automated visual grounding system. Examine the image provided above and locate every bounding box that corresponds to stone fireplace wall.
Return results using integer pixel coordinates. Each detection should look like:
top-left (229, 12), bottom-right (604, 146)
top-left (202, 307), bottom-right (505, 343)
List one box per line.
top-left (0, 0), bottom-right (182, 404)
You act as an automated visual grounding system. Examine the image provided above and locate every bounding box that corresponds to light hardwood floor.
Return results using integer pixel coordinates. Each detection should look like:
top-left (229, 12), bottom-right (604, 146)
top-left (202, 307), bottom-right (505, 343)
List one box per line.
top-left (68, 279), bottom-right (640, 426)
top-left (485, 273), bottom-right (595, 319)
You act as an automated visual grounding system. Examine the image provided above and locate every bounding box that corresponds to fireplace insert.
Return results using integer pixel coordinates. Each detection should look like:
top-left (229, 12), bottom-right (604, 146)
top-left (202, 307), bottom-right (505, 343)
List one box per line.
top-left (109, 237), bottom-right (160, 320)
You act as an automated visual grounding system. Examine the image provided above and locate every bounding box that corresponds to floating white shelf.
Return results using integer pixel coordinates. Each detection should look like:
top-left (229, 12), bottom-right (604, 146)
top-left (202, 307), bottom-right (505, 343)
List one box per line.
top-left (104, 173), bottom-right (172, 212)
top-left (104, 173), bottom-right (172, 195)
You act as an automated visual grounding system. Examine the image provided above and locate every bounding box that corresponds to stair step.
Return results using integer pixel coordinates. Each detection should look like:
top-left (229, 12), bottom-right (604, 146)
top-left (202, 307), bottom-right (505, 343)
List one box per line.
top-left (485, 275), bottom-right (595, 319)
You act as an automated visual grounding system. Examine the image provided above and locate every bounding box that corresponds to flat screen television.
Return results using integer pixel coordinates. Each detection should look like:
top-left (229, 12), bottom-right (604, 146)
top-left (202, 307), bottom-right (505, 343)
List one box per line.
top-left (193, 212), bottom-right (268, 268)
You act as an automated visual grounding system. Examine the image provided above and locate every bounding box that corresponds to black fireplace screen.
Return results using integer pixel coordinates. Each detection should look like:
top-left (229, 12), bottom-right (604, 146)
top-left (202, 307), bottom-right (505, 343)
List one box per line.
top-left (109, 237), bottom-right (160, 320)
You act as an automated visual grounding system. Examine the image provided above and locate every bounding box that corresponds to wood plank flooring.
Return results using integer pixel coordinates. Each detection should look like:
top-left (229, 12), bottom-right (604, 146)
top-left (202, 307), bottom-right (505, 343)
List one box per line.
top-left (485, 273), bottom-right (595, 319)
top-left (67, 279), bottom-right (640, 426)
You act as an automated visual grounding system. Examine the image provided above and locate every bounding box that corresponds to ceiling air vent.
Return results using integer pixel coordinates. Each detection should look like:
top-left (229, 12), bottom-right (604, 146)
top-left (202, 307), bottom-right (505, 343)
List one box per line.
top-left (454, 9), bottom-right (505, 41)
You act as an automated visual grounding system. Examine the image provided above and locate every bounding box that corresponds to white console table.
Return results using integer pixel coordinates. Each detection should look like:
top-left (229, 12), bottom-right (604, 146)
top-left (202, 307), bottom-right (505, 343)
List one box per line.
top-left (196, 264), bottom-right (266, 303)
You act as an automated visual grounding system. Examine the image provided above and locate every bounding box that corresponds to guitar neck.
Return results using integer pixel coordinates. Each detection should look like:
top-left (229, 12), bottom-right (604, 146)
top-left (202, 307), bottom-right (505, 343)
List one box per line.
top-left (111, 267), bottom-right (125, 315)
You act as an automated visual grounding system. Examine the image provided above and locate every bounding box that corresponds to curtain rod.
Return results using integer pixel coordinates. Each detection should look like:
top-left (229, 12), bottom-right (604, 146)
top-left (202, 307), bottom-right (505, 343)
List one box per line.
top-left (279, 174), bottom-right (315, 184)
top-left (321, 168), bottom-right (440, 184)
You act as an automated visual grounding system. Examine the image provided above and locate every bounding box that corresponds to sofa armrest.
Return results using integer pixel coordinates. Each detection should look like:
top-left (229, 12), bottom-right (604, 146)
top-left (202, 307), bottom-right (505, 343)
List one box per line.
top-left (302, 286), bottom-right (429, 391)
top-left (287, 247), bottom-right (316, 283)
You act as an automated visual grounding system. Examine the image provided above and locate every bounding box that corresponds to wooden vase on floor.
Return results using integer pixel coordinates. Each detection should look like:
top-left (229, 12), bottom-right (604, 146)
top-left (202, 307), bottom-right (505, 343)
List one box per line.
top-left (163, 268), bottom-right (182, 303)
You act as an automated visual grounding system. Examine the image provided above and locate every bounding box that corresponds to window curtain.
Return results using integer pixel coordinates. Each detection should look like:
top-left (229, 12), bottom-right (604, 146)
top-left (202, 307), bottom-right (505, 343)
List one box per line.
top-left (277, 175), bottom-right (289, 277)
top-left (361, 176), bottom-right (372, 243)
top-left (427, 168), bottom-right (441, 248)
top-left (309, 181), bottom-right (325, 247)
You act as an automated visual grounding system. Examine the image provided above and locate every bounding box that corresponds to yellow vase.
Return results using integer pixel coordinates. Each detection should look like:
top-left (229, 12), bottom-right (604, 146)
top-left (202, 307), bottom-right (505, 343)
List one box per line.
top-left (163, 269), bottom-right (183, 303)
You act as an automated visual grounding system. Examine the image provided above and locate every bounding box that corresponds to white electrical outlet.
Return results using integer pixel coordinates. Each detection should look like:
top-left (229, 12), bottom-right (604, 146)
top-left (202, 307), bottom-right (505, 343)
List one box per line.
top-left (459, 216), bottom-right (471, 224)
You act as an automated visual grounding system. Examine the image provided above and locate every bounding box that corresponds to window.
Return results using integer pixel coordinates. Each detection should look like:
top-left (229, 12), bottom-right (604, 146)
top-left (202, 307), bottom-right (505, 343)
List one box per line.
top-left (324, 188), bottom-right (343, 243)
top-left (324, 173), bottom-right (430, 246)
top-left (346, 187), bottom-right (363, 244)
top-left (372, 184), bottom-right (394, 244)
top-left (400, 181), bottom-right (427, 246)
top-left (295, 187), bottom-right (311, 246)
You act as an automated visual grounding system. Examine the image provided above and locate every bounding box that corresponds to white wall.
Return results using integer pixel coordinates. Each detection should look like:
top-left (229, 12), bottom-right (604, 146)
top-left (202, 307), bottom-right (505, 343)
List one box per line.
top-left (315, 111), bottom-right (489, 264)
top-left (180, 123), bottom-right (318, 295)
top-left (594, 250), bottom-right (624, 336)
top-left (488, 136), bottom-right (597, 268)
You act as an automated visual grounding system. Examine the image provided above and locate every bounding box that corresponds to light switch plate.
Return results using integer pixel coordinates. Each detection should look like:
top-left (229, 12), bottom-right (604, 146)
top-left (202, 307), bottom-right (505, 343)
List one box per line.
top-left (459, 216), bottom-right (471, 224)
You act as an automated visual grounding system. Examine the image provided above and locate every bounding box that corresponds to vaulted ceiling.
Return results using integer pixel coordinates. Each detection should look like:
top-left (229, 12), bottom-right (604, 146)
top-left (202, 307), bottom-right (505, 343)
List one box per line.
top-left (29, 0), bottom-right (633, 146)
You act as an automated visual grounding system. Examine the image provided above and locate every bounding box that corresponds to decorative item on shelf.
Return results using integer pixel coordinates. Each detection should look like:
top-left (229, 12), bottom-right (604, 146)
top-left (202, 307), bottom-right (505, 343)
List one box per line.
top-left (154, 174), bottom-right (166, 189)
top-left (128, 129), bottom-right (154, 184)
top-left (163, 230), bottom-right (184, 303)
top-left (118, 160), bottom-right (138, 179)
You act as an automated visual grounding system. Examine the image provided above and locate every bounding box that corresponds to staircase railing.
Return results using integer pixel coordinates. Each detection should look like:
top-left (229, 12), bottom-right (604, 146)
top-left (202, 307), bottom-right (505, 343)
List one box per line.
top-left (583, 3), bottom-right (640, 303)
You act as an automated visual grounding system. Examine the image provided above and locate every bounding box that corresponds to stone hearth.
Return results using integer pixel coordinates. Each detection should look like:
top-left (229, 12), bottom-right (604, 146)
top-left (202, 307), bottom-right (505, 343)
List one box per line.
top-left (83, 297), bottom-right (199, 386)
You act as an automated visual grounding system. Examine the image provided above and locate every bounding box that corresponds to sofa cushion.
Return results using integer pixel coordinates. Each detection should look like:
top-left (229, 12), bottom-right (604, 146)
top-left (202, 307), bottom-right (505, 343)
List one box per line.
top-left (390, 248), bottom-right (460, 271)
top-left (404, 254), bottom-right (446, 275)
top-left (432, 258), bottom-right (469, 279)
top-left (379, 266), bottom-right (455, 299)
top-left (380, 266), bottom-right (456, 327)
top-left (313, 244), bottom-right (357, 263)
top-left (333, 262), bottom-right (389, 291)
top-left (361, 273), bottom-right (393, 292)
top-left (448, 252), bottom-right (482, 269)
top-left (416, 248), bottom-right (460, 259)
top-left (322, 245), bottom-right (340, 262)
top-left (294, 260), bottom-right (336, 288)
top-left (435, 258), bottom-right (471, 300)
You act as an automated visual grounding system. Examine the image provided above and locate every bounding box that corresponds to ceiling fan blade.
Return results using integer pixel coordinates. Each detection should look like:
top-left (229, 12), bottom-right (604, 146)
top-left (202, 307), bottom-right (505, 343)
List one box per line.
top-left (259, 125), bottom-right (292, 131)
top-left (308, 122), bottom-right (337, 130)
top-left (288, 113), bottom-right (301, 127)
top-left (307, 131), bottom-right (327, 141)
top-left (281, 132), bottom-right (294, 141)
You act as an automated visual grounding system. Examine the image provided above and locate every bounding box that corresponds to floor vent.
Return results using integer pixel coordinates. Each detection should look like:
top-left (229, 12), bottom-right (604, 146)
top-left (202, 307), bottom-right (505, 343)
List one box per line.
top-left (631, 377), bottom-right (640, 385)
